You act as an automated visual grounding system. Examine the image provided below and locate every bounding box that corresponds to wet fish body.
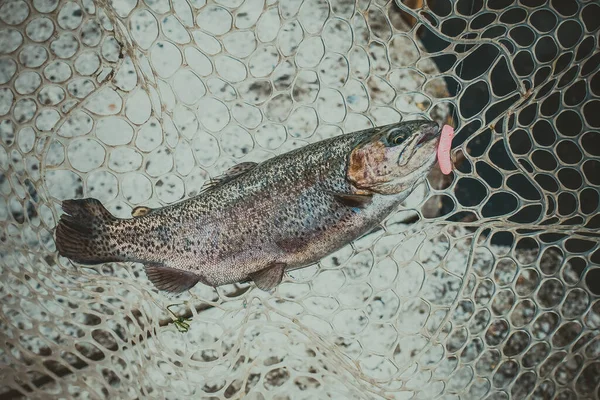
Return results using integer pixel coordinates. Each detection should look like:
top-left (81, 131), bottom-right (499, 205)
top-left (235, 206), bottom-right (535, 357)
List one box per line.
top-left (56, 121), bottom-right (442, 292)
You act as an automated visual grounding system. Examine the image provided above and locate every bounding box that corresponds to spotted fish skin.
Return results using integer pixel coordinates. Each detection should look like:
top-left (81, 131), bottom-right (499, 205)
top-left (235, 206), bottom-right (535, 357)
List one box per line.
top-left (55, 120), bottom-right (441, 292)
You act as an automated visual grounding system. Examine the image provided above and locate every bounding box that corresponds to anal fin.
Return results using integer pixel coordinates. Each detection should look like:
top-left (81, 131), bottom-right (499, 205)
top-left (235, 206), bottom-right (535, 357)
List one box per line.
top-left (145, 264), bottom-right (201, 293)
top-left (249, 262), bottom-right (286, 291)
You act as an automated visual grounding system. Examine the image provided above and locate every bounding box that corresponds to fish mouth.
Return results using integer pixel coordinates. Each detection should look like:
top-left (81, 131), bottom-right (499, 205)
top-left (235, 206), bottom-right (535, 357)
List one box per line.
top-left (416, 122), bottom-right (441, 148)
top-left (398, 121), bottom-right (440, 166)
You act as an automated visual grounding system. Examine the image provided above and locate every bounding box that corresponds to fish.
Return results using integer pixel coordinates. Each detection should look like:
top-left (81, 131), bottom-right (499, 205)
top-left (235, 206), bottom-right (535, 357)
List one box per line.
top-left (55, 120), bottom-right (442, 293)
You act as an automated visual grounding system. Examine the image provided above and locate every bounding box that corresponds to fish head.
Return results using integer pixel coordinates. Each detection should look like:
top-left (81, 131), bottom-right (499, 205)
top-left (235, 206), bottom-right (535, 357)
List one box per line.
top-left (347, 120), bottom-right (440, 195)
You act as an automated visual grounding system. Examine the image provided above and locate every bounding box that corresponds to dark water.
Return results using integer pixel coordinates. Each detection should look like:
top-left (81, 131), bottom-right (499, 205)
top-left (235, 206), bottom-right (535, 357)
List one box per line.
top-left (411, 2), bottom-right (590, 242)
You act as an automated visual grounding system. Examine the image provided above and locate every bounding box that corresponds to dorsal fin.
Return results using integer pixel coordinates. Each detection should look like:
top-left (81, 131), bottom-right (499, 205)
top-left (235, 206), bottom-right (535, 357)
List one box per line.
top-left (202, 162), bottom-right (258, 192)
top-left (131, 206), bottom-right (152, 218)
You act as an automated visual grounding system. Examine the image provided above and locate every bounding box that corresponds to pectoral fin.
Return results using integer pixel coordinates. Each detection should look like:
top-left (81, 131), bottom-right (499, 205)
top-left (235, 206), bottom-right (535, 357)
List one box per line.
top-left (145, 264), bottom-right (201, 293)
top-left (249, 262), bottom-right (286, 291)
top-left (202, 162), bottom-right (258, 192)
top-left (332, 192), bottom-right (373, 208)
top-left (132, 206), bottom-right (152, 218)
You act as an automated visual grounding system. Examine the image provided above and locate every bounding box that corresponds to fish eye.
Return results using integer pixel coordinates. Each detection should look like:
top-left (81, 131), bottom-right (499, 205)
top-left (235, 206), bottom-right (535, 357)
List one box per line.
top-left (391, 136), bottom-right (405, 145)
top-left (388, 129), bottom-right (406, 146)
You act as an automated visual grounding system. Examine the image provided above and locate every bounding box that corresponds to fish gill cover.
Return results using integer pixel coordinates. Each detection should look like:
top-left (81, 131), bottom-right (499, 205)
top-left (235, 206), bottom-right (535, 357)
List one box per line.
top-left (0, 0), bottom-right (599, 398)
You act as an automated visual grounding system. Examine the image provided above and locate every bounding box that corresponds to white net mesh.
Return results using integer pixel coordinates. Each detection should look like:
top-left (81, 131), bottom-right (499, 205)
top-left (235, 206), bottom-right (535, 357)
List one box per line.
top-left (1, 0), bottom-right (599, 398)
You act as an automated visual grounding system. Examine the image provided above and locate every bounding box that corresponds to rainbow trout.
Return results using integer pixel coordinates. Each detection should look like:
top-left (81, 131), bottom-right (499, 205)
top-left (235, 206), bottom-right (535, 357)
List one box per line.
top-left (55, 120), bottom-right (441, 293)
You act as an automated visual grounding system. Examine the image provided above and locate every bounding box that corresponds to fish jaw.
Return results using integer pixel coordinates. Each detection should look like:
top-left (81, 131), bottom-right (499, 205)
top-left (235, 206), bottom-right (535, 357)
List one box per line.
top-left (347, 120), bottom-right (441, 195)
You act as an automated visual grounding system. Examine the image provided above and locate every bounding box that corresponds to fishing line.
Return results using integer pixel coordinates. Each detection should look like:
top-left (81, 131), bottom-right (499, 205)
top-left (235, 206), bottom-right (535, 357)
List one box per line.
top-left (453, 0), bottom-right (476, 127)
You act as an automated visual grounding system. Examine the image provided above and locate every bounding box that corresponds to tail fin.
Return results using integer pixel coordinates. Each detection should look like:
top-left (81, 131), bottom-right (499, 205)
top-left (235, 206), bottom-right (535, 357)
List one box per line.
top-left (55, 198), bottom-right (123, 265)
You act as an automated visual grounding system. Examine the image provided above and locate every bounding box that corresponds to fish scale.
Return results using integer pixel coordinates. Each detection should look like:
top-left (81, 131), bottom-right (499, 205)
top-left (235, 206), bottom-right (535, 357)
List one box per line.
top-left (55, 120), bottom-right (444, 293)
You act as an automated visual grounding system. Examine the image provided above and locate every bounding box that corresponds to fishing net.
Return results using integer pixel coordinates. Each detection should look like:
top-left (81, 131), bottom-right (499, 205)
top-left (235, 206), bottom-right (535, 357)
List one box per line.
top-left (1, 0), bottom-right (599, 398)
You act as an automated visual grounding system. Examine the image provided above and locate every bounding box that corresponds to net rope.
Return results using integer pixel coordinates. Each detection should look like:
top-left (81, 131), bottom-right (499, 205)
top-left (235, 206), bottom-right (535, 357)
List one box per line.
top-left (0, 0), bottom-right (599, 398)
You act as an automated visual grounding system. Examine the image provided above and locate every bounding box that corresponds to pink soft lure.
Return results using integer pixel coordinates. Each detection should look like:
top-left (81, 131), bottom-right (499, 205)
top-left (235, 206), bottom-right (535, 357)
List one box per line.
top-left (437, 124), bottom-right (454, 175)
